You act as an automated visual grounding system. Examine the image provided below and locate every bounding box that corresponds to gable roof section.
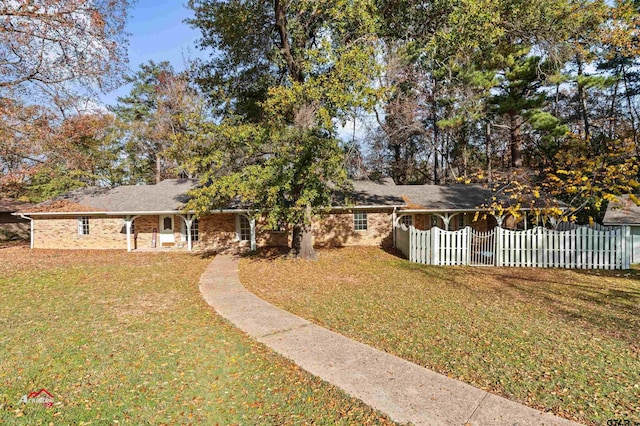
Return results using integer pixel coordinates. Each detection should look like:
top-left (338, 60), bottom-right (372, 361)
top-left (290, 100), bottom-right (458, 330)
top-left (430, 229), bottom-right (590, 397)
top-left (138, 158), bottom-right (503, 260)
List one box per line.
top-left (602, 195), bottom-right (640, 225)
top-left (23, 179), bottom-right (198, 214)
top-left (350, 179), bottom-right (515, 211)
top-left (22, 178), bottom-right (556, 215)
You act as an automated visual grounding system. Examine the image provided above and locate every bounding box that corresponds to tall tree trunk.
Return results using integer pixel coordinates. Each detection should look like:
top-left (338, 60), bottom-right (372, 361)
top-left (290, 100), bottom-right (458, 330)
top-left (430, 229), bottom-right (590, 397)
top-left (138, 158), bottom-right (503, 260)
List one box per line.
top-left (509, 112), bottom-right (523, 168)
top-left (485, 120), bottom-right (492, 183)
top-left (622, 63), bottom-right (639, 153)
top-left (155, 152), bottom-right (162, 184)
top-left (576, 56), bottom-right (590, 140)
top-left (432, 77), bottom-right (440, 184)
top-left (433, 149), bottom-right (439, 184)
top-left (608, 72), bottom-right (620, 140)
top-left (290, 204), bottom-right (316, 260)
top-left (289, 104), bottom-right (318, 260)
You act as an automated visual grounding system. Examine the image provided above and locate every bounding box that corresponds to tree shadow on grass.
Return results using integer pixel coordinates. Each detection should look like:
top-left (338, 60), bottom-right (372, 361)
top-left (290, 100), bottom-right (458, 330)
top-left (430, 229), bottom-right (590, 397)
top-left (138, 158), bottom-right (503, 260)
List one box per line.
top-left (485, 268), bottom-right (640, 349)
top-left (239, 246), bottom-right (291, 261)
top-left (384, 249), bottom-right (640, 348)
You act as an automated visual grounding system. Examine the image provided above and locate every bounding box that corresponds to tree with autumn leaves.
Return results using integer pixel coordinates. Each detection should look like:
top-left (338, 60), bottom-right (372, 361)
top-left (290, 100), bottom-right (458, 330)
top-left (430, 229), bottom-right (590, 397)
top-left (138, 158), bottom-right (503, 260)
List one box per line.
top-left (0, 0), bottom-right (131, 199)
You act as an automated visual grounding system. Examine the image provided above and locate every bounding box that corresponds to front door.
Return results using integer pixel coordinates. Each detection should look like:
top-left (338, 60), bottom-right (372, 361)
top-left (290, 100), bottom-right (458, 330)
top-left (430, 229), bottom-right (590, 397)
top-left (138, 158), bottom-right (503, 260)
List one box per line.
top-left (159, 215), bottom-right (175, 246)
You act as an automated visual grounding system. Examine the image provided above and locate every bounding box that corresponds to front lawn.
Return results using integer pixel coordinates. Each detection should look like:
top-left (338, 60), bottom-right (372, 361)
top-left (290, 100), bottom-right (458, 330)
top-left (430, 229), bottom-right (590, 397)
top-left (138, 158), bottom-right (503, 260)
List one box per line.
top-left (240, 247), bottom-right (640, 426)
top-left (0, 247), bottom-right (394, 425)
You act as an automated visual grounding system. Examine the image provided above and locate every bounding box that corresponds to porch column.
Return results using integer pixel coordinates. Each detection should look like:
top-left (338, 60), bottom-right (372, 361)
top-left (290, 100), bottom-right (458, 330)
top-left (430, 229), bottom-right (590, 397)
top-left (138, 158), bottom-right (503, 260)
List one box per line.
top-left (434, 213), bottom-right (455, 231)
top-left (185, 215), bottom-right (193, 251)
top-left (392, 208), bottom-right (397, 246)
top-left (125, 216), bottom-right (133, 252)
top-left (250, 218), bottom-right (256, 251)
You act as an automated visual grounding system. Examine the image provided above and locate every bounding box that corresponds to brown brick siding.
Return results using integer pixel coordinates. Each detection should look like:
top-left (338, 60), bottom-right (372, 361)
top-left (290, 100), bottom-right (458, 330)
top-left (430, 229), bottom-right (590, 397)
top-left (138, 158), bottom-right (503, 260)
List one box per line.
top-left (313, 210), bottom-right (393, 248)
top-left (197, 214), bottom-right (242, 250)
top-left (33, 209), bottom-right (503, 251)
top-left (33, 216), bottom-right (127, 249)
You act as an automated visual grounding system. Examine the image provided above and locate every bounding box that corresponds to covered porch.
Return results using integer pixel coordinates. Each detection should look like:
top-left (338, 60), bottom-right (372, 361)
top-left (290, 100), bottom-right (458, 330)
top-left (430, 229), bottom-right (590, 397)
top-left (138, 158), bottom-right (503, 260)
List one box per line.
top-left (392, 209), bottom-right (560, 233)
top-left (122, 212), bottom-right (257, 253)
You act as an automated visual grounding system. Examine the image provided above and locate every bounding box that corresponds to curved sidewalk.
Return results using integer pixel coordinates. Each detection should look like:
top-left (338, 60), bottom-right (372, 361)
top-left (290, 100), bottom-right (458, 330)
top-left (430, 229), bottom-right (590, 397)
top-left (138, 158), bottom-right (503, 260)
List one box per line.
top-left (199, 254), bottom-right (581, 426)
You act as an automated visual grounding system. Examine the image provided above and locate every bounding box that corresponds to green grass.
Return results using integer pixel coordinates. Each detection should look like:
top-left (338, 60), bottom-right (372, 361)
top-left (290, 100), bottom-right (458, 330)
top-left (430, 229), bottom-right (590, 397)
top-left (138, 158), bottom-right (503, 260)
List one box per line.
top-left (0, 247), bottom-right (395, 425)
top-left (240, 247), bottom-right (640, 426)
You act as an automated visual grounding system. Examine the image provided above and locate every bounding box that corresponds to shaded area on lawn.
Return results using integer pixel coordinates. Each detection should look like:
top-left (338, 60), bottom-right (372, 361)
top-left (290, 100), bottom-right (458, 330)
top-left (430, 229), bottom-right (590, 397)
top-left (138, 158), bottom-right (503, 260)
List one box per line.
top-left (240, 247), bottom-right (640, 426)
top-left (0, 247), bottom-right (395, 425)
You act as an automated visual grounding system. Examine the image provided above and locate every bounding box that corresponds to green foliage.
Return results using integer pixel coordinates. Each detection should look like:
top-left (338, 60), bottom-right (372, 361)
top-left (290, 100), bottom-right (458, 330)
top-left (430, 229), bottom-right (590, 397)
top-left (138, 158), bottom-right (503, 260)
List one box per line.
top-left (526, 109), bottom-right (569, 143)
top-left (187, 0), bottom-right (382, 254)
top-left (183, 123), bottom-right (349, 228)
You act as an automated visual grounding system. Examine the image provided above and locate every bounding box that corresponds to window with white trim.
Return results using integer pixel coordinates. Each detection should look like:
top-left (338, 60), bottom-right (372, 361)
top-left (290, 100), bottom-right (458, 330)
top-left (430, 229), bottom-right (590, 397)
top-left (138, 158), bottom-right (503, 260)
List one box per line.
top-left (400, 215), bottom-right (413, 227)
top-left (78, 216), bottom-right (89, 235)
top-left (190, 218), bottom-right (199, 242)
top-left (237, 215), bottom-right (251, 241)
top-left (458, 214), bottom-right (465, 229)
top-left (130, 220), bottom-right (135, 235)
top-left (353, 211), bottom-right (368, 231)
top-left (430, 215), bottom-right (438, 228)
top-left (272, 221), bottom-right (286, 233)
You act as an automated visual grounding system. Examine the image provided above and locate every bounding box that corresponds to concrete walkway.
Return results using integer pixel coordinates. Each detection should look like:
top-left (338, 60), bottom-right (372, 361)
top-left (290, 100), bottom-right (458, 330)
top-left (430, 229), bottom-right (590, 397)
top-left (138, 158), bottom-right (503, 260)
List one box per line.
top-left (199, 255), bottom-right (581, 426)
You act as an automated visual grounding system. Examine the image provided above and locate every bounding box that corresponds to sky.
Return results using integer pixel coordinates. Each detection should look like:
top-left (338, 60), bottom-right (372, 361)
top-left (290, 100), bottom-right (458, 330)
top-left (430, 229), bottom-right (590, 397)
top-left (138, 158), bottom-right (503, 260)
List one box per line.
top-left (99, 0), bottom-right (204, 106)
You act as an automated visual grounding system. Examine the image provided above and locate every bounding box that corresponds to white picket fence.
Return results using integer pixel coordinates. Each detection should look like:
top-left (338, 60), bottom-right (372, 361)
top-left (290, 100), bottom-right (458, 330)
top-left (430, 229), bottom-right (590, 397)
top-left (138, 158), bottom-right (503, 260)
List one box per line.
top-left (554, 222), bottom-right (615, 231)
top-left (395, 225), bottom-right (632, 270)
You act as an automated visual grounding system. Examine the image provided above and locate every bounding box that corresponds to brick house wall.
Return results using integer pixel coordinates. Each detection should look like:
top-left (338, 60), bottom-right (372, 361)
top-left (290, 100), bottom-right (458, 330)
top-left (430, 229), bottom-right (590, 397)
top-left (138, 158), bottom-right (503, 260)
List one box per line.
top-left (313, 209), bottom-right (393, 248)
top-left (129, 213), bottom-right (289, 251)
top-left (198, 214), bottom-right (239, 249)
top-left (33, 216), bottom-right (127, 249)
top-left (31, 209), bottom-right (403, 251)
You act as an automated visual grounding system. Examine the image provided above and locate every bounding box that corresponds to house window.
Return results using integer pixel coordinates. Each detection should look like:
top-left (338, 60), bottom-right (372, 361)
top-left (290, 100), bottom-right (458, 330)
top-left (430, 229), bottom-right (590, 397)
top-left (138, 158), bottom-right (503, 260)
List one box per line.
top-left (430, 215), bottom-right (438, 228)
top-left (163, 216), bottom-right (172, 231)
top-left (130, 220), bottom-right (135, 235)
top-left (77, 216), bottom-right (89, 235)
top-left (400, 215), bottom-right (412, 227)
top-left (353, 211), bottom-right (368, 231)
top-left (237, 215), bottom-right (251, 241)
top-left (272, 221), bottom-right (286, 233)
top-left (190, 218), bottom-right (199, 242)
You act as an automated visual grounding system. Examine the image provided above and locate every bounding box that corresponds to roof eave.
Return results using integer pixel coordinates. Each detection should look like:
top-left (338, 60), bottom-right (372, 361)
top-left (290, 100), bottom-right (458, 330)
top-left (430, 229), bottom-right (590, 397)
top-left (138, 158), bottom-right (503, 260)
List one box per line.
top-left (13, 208), bottom-right (254, 217)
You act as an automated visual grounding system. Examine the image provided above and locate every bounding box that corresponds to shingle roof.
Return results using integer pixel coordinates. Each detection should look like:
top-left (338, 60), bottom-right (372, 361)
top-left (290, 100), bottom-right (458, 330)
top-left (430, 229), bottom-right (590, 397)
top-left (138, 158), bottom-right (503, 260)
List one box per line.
top-left (0, 198), bottom-right (33, 212)
top-left (602, 195), bottom-right (640, 225)
top-left (350, 179), bottom-right (522, 210)
top-left (24, 178), bottom-right (553, 214)
top-left (24, 179), bottom-right (198, 213)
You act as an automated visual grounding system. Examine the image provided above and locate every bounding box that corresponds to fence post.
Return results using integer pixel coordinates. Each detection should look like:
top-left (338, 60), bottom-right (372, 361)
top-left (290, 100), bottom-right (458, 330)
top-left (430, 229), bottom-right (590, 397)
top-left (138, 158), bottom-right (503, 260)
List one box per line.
top-left (495, 226), bottom-right (502, 267)
top-left (433, 227), bottom-right (440, 265)
top-left (409, 226), bottom-right (418, 262)
top-left (464, 226), bottom-right (471, 265)
top-left (623, 225), bottom-right (631, 269)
